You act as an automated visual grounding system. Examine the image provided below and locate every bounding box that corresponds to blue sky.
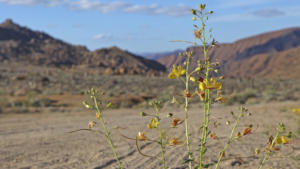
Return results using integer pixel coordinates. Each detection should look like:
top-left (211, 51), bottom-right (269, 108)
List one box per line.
top-left (0, 0), bottom-right (300, 54)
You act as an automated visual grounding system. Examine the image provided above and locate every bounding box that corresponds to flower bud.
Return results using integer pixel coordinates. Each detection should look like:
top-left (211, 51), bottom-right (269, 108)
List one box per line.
top-left (191, 9), bottom-right (197, 15)
top-left (83, 101), bottom-right (92, 109)
top-left (140, 112), bottom-right (147, 117)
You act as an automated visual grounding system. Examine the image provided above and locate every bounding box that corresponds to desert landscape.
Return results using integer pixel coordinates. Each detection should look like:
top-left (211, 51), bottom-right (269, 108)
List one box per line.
top-left (1, 101), bottom-right (300, 169)
top-left (1, 1), bottom-right (300, 168)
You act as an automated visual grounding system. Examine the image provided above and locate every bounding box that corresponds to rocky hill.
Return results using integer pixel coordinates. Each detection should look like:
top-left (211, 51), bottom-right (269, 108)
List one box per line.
top-left (0, 19), bottom-right (166, 75)
top-left (158, 27), bottom-right (300, 79)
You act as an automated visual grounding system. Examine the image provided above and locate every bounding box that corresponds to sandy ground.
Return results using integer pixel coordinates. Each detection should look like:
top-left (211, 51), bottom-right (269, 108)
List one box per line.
top-left (1, 101), bottom-right (300, 169)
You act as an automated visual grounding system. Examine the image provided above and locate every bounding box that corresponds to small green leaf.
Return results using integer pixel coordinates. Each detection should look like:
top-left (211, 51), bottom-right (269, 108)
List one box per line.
top-left (82, 101), bottom-right (92, 109)
top-left (106, 102), bottom-right (113, 108)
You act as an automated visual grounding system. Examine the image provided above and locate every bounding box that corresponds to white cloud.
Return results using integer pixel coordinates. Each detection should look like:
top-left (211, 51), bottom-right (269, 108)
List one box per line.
top-left (211, 13), bottom-right (255, 22)
top-left (0, 0), bottom-right (68, 7)
top-left (70, 0), bottom-right (190, 16)
top-left (152, 4), bottom-right (190, 16)
top-left (69, 0), bottom-right (130, 13)
top-left (217, 0), bottom-right (279, 9)
top-left (92, 33), bottom-right (113, 40)
top-left (123, 3), bottom-right (190, 16)
top-left (284, 6), bottom-right (300, 17)
top-left (253, 8), bottom-right (285, 18)
top-left (0, 0), bottom-right (191, 17)
top-left (211, 5), bottom-right (300, 23)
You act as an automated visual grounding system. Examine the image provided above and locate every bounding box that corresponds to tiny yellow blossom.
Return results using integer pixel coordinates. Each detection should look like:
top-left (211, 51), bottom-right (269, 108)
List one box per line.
top-left (215, 96), bottom-right (226, 102)
top-left (168, 65), bottom-right (186, 79)
top-left (254, 148), bottom-right (260, 155)
top-left (168, 137), bottom-right (181, 146)
top-left (96, 112), bottom-right (100, 119)
top-left (88, 121), bottom-right (96, 129)
top-left (189, 76), bottom-right (196, 82)
top-left (137, 132), bottom-right (147, 141)
top-left (194, 29), bottom-right (201, 39)
top-left (210, 133), bottom-right (219, 140)
top-left (147, 118), bottom-right (160, 129)
top-left (276, 136), bottom-right (289, 144)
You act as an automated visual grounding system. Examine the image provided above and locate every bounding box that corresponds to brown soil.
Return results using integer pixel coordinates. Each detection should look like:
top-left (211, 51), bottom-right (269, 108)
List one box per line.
top-left (1, 101), bottom-right (300, 169)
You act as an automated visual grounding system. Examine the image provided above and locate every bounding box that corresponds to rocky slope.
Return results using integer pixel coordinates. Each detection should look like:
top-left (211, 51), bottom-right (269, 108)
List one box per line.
top-left (0, 19), bottom-right (165, 75)
top-left (158, 27), bottom-right (300, 79)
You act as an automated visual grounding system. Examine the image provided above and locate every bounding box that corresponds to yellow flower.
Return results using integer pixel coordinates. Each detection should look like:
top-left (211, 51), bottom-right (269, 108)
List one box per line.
top-left (254, 148), bottom-right (260, 155)
top-left (194, 29), bottom-right (201, 39)
top-left (210, 133), bottom-right (219, 140)
top-left (168, 65), bottom-right (185, 79)
top-left (276, 136), bottom-right (289, 144)
top-left (147, 118), bottom-right (160, 129)
top-left (96, 112), bottom-right (100, 119)
top-left (189, 76), bottom-right (196, 82)
top-left (137, 132), bottom-right (147, 141)
top-left (168, 137), bottom-right (181, 146)
top-left (199, 78), bottom-right (222, 91)
top-left (88, 121), bottom-right (96, 129)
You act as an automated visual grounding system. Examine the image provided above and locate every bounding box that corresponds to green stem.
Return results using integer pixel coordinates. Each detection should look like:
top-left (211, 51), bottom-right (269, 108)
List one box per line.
top-left (93, 96), bottom-right (123, 169)
top-left (199, 91), bottom-right (207, 169)
top-left (155, 106), bottom-right (167, 169)
top-left (257, 129), bottom-right (280, 169)
top-left (199, 10), bottom-right (210, 169)
top-left (185, 54), bottom-right (193, 169)
top-left (215, 108), bottom-right (244, 169)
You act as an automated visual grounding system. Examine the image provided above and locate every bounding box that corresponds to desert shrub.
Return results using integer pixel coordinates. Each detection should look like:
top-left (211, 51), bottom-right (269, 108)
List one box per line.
top-left (226, 88), bottom-right (258, 105)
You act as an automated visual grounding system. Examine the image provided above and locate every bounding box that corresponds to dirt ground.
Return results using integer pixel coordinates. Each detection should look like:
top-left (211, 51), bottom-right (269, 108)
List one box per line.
top-left (1, 101), bottom-right (300, 169)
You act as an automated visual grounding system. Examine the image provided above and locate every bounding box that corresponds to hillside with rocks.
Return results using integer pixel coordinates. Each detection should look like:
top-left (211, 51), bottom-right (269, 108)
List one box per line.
top-left (158, 27), bottom-right (300, 79)
top-left (0, 19), bottom-right (165, 75)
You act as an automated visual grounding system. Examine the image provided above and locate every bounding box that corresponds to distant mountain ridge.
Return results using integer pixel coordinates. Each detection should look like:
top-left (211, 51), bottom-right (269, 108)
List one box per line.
top-left (140, 49), bottom-right (185, 60)
top-left (0, 19), bottom-right (166, 75)
top-left (158, 27), bottom-right (300, 79)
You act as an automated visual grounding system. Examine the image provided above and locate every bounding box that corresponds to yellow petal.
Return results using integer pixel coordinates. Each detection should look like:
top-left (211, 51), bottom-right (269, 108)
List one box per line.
top-left (168, 137), bottom-right (181, 146)
top-left (199, 82), bottom-right (206, 91)
top-left (179, 69), bottom-right (185, 75)
top-left (147, 118), bottom-right (159, 129)
top-left (137, 132), bottom-right (147, 141)
top-left (189, 77), bottom-right (196, 82)
top-left (168, 73), bottom-right (177, 79)
top-left (147, 124), bottom-right (152, 129)
top-left (281, 136), bottom-right (289, 144)
top-left (276, 137), bottom-right (283, 144)
top-left (216, 82), bottom-right (222, 90)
